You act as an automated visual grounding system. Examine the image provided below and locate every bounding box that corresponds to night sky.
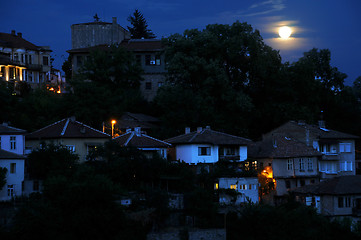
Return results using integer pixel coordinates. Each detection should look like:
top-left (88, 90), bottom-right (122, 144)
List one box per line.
top-left (2, 0), bottom-right (360, 85)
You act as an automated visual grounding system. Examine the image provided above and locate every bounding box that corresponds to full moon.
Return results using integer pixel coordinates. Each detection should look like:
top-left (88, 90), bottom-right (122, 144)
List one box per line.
top-left (279, 26), bottom-right (292, 39)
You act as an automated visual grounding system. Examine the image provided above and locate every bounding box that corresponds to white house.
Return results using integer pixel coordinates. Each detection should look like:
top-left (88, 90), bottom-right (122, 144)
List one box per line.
top-left (165, 127), bottom-right (251, 164)
top-left (216, 177), bottom-right (259, 205)
top-left (0, 123), bottom-right (26, 201)
top-left (113, 127), bottom-right (171, 159)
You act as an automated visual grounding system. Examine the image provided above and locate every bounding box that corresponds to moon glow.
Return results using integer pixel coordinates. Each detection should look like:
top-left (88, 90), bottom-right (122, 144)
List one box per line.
top-left (279, 26), bottom-right (292, 39)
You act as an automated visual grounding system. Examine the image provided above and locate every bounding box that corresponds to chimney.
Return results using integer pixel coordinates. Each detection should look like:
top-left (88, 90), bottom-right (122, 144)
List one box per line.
top-left (318, 120), bottom-right (326, 129)
top-left (17, 32), bottom-right (22, 38)
top-left (134, 127), bottom-right (141, 136)
top-left (112, 17), bottom-right (117, 24)
top-left (197, 127), bottom-right (202, 133)
top-left (185, 127), bottom-right (190, 134)
top-left (11, 30), bottom-right (16, 35)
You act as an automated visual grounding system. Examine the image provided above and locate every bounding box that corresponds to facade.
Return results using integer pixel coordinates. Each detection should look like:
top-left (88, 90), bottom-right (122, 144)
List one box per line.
top-left (113, 127), bottom-right (171, 159)
top-left (0, 123), bottom-right (26, 201)
top-left (25, 117), bottom-right (110, 162)
top-left (115, 112), bottom-right (160, 135)
top-left (216, 177), bottom-right (259, 205)
top-left (292, 175), bottom-right (361, 222)
top-left (264, 121), bottom-right (358, 179)
top-left (67, 17), bottom-right (166, 101)
top-left (249, 134), bottom-right (322, 200)
top-left (165, 127), bottom-right (251, 165)
top-left (0, 30), bottom-right (54, 90)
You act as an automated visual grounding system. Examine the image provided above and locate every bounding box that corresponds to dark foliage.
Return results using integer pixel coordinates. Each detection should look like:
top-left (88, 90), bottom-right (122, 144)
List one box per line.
top-left (127, 9), bottom-right (156, 39)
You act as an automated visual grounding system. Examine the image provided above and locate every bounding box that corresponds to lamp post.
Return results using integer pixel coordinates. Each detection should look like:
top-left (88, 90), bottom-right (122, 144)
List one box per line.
top-left (111, 120), bottom-right (116, 138)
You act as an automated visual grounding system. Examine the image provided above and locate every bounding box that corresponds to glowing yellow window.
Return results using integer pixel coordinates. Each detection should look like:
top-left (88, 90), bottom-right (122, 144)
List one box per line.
top-left (230, 184), bottom-right (237, 190)
top-left (214, 183), bottom-right (219, 190)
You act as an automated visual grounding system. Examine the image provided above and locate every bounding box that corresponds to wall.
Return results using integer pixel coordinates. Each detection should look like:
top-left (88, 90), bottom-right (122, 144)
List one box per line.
top-left (176, 144), bottom-right (218, 164)
top-left (218, 177), bottom-right (259, 204)
top-left (0, 159), bottom-right (25, 201)
top-left (0, 134), bottom-right (25, 155)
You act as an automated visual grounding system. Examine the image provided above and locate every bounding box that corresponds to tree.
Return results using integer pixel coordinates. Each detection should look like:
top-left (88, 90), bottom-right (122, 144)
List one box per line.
top-left (127, 9), bottom-right (156, 39)
top-left (26, 143), bottom-right (79, 180)
top-left (62, 54), bottom-right (72, 81)
top-left (0, 167), bottom-right (7, 190)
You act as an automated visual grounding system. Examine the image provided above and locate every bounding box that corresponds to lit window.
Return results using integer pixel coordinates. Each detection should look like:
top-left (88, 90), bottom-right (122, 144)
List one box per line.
top-left (198, 147), bottom-right (211, 156)
top-left (10, 136), bottom-right (16, 150)
top-left (230, 184), bottom-right (237, 190)
top-left (10, 163), bottom-right (16, 173)
top-left (214, 183), bottom-right (219, 190)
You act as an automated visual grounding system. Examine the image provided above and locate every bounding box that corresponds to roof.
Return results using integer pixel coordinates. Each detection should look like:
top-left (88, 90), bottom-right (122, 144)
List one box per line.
top-left (117, 112), bottom-right (160, 130)
top-left (67, 39), bottom-right (163, 53)
top-left (291, 175), bottom-right (361, 195)
top-left (165, 128), bottom-right (252, 146)
top-left (113, 131), bottom-right (171, 148)
top-left (0, 123), bottom-right (26, 135)
top-left (0, 32), bottom-right (41, 51)
top-left (26, 118), bottom-right (110, 140)
top-left (0, 149), bottom-right (25, 159)
top-left (248, 134), bottom-right (322, 159)
top-left (268, 121), bottom-right (359, 140)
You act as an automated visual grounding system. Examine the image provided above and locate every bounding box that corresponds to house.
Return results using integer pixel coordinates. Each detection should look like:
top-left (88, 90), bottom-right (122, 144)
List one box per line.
top-left (115, 112), bottom-right (160, 135)
top-left (25, 117), bottom-right (110, 162)
top-left (0, 123), bottom-right (26, 201)
top-left (0, 30), bottom-right (57, 91)
top-left (165, 127), bottom-right (252, 165)
top-left (113, 127), bottom-right (170, 159)
top-left (291, 175), bottom-right (361, 223)
top-left (248, 134), bottom-right (322, 203)
top-left (0, 150), bottom-right (25, 201)
top-left (264, 121), bottom-right (358, 178)
top-left (67, 17), bottom-right (166, 101)
top-left (215, 177), bottom-right (259, 205)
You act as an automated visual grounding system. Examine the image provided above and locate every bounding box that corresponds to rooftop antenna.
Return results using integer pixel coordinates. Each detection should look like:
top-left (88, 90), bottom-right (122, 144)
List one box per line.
top-left (93, 13), bottom-right (100, 22)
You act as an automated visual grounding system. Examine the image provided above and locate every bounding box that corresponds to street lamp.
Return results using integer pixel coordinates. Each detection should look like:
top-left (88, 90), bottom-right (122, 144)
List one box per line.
top-left (111, 120), bottom-right (116, 138)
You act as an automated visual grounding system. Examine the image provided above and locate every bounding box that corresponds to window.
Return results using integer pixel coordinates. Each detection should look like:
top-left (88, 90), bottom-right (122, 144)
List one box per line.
top-left (340, 143), bottom-right (352, 153)
top-left (10, 136), bottom-right (16, 150)
top-left (307, 158), bottom-right (313, 171)
top-left (198, 147), bottom-right (211, 156)
top-left (338, 197), bottom-right (352, 208)
top-left (10, 163), bottom-right (16, 173)
top-left (14, 53), bottom-right (19, 62)
top-left (66, 145), bottom-right (75, 152)
top-left (345, 197), bottom-right (351, 208)
top-left (155, 55), bottom-right (161, 65)
top-left (338, 197), bottom-right (344, 208)
top-left (230, 184), bottom-right (237, 190)
top-left (145, 55), bottom-right (151, 65)
top-left (340, 161), bottom-right (352, 171)
top-left (287, 159), bottom-right (293, 170)
top-left (225, 147), bottom-right (235, 156)
top-left (43, 56), bottom-right (49, 66)
top-left (7, 185), bottom-right (14, 197)
top-left (240, 184), bottom-right (247, 190)
top-left (299, 158), bottom-right (305, 171)
top-left (29, 55), bottom-right (32, 64)
top-left (145, 82), bottom-right (152, 90)
top-left (214, 183), bottom-right (219, 190)
top-left (300, 180), bottom-right (305, 186)
top-left (136, 55), bottom-right (141, 65)
top-left (76, 56), bottom-right (83, 67)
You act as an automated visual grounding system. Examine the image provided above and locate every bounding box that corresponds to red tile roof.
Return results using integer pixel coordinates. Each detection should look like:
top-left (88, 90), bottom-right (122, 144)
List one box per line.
top-left (0, 149), bottom-right (25, 159)
top-left (248, 134), bottom-right (322, 159)
top-left (291, 175), bottom-right (361, 195)
top-left (0, 124), bottom-right (26, 135)
top-left (113, 131), bottom-right (171, 148)
top-left (0, 32), bottom-right (43, 51)
top-left (165, 128), bottom-right (251, 145)
top-left (26, 118), bottom-right (110, 140)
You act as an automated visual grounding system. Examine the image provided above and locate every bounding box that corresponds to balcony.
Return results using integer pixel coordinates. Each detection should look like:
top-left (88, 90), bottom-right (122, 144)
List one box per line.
top-left (26, 64), bottom-right (42, 71)
top-left (219, 155), bottom-right (241, 162)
